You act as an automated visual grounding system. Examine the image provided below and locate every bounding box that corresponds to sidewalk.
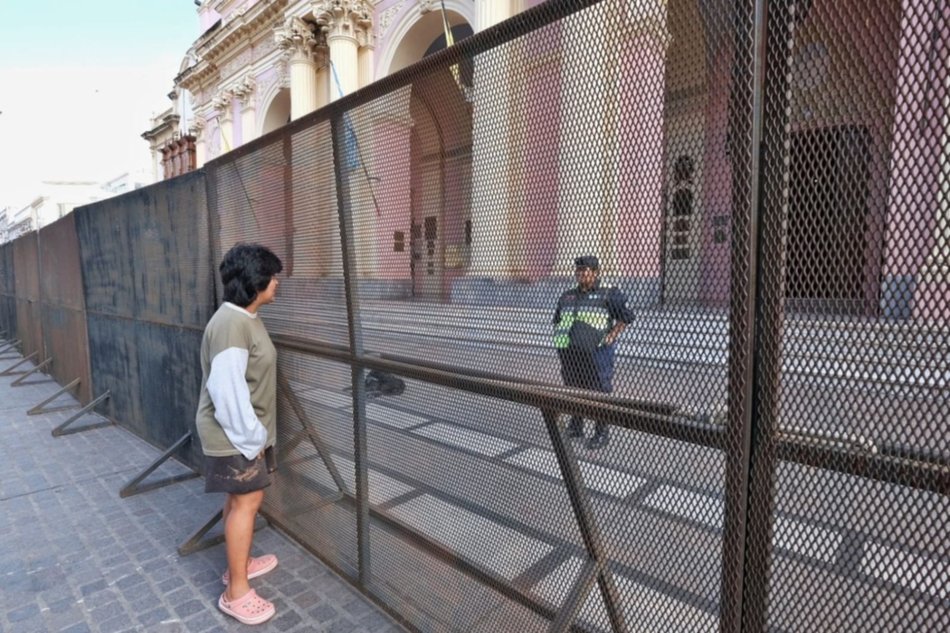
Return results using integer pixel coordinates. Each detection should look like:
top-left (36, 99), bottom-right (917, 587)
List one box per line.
top-left (0, 350), bottom-right (405, 633)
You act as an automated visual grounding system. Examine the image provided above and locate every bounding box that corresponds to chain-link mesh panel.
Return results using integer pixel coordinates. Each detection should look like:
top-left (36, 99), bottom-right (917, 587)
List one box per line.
top-left (754, 0), bottom-right (950, 631)
top-left (334, 0), bottom-right (740, 630)
top-left (266, 350), bottom-right (358, 574)
top-left (38, 214), bottom-right (92, 403)
top-left (208, 120), bottom-right (347, 346)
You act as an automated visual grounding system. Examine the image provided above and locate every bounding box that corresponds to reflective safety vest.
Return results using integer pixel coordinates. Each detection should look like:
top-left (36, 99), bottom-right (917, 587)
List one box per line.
top-left (553, 287), bottom-right (615, 350)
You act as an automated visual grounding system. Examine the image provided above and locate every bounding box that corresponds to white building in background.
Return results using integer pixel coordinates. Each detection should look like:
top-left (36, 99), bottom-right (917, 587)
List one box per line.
top-left (1, 181), bottom-right (107, 243)
top-left (0, 207), bottom-right (16, 244)
top-left (102, 171), bottom-right (152, 196)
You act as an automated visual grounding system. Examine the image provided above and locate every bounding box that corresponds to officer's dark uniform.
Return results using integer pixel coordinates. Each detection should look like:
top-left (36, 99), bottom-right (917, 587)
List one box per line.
top-left (553, 257), bottom-right (633, 447)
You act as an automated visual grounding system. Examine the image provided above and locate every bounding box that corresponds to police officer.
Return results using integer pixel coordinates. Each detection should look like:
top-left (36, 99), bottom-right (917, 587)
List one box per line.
top-left (553, 255), bottom-right (633, 449)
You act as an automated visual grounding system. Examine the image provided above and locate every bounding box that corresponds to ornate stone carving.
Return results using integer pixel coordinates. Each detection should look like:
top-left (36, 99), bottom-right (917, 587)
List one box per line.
top-left (190, 115), bottom-right (207, 138)
top-left (275, 55), bottom-right (291, 88)
top-left (274, 16), bottom-right (319, 61)
top-left (254, 32), bottom-right (278, 60)
top-left (220, 48), bottom-right (253, 82)
top-left (312, 0), bottom-right (373, 43)
top-left (232, 75), bottom-right (256, 108)
top-left (418, 0), bottom-right (438, 14)
top-left (377, 0), bottom-right (405, 38)
top-left (212, 89), bottom-right (234, 122)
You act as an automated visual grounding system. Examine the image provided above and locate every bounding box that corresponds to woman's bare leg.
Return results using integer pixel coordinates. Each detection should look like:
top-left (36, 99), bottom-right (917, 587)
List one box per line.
top-left (224, 490), bottom-right (264, 600)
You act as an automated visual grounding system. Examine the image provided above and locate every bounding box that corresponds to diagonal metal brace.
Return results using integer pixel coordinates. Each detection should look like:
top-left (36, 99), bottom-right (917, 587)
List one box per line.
top-left (0, 351), bottom-right (39, 376)
top-left (177, 509), bottom-right (268, 557)
top-left (28, 378), bottom-right (82, 415)
top-left (277, 374), bottom-right (349, 494)
top-left (541, 408), bottom-right (628, 633)
top-left (0, 339), bottom-right (20, 356)
top-left (12, 357), bottom-right (53, 386)
top-left (51, 390), bottom-right (112, 437)
top-left (119, 432), bottom-right (200, 498)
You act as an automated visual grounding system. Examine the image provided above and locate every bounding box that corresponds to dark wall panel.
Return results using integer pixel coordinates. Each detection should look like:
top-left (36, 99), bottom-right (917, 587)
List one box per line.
top-left (39, 214), bottom-right (92, 403)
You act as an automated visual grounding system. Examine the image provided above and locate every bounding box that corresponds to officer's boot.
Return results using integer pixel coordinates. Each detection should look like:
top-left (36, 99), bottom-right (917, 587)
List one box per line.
top-left (586, 423), bottom-right (609, 450)
top-left (566, 416), bottom-right (584, 439)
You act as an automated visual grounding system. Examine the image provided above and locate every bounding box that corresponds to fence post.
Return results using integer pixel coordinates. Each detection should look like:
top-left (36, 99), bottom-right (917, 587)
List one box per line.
top-left (719, 0), bottom-right (796, 631)
top-left (332, 111), bottom-right (372, 586)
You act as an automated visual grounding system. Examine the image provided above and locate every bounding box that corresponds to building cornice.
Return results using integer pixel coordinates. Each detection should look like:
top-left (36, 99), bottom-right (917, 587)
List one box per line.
top-left (141, 113), bottom-right (182, 141)
top-left (178, 0), bottom-right (289, 92)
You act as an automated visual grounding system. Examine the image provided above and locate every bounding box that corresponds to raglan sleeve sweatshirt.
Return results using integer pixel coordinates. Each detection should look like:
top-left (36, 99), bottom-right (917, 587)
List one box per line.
top-left (195, 303), bottom-right (278, 460)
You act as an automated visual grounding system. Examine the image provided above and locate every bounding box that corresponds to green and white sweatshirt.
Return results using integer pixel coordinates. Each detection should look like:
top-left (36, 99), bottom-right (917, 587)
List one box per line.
top-left (195, 302), bottom-right (277, 459)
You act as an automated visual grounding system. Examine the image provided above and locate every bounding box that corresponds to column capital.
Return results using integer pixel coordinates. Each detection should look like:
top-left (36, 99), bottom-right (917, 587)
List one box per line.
top-left (232, 75), bottom-right (256, 109)
top-left (190, 115), bottom-right (207, 138)
top-left (312, 0), bottom-right (373, 44)
top-left (212, 89), bottom-right (233, 122)
top-left (275, 16), bottom-right (320, 62)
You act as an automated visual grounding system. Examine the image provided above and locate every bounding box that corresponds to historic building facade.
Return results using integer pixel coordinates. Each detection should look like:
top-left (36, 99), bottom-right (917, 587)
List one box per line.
top-left (154, 0), bottom-right (950, 321)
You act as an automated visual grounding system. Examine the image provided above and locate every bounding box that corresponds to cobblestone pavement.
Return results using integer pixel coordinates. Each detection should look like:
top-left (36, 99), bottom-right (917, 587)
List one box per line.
top-left (0, 352), bottom-right (406, 633)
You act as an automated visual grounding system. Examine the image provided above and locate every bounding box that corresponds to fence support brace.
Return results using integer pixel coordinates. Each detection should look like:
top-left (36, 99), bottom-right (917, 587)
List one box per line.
top-left (0, 339), bottom-right (20, 357)
top-left (119, 431), bottom-right (200, 498)
top-left (0, 351), bottom-right (39, 376)
top-left (28, 378), bottom-right (82, 415)
top-left (51, 390), bottom-right (112, 437)
top-left (11, 357), bottom-right (53, 386)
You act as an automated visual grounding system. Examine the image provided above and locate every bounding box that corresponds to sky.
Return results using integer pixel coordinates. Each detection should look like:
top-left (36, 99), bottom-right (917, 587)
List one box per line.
top-left (0, 0), bottom-right (199, 209)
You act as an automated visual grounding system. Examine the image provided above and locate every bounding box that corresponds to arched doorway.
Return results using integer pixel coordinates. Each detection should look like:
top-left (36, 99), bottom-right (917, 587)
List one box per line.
top-left (390, 12), bottom-right (474, 300)
top-left (261, 88), bottom-right (290, 136)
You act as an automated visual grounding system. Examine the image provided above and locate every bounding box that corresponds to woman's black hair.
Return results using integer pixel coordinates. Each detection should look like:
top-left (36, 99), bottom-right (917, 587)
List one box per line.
top-left (219, 243), bottom-right (283, 307)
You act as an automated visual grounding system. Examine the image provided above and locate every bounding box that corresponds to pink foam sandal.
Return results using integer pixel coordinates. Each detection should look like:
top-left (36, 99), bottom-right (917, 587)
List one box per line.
top-left (218, 588), bottom-right (275, 625)
top-left (222, 554), bottom-right (278, 585)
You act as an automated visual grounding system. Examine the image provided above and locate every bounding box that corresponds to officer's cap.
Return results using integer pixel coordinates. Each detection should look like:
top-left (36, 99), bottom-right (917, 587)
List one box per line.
top-left (574, 255), bottom-right (600, 270)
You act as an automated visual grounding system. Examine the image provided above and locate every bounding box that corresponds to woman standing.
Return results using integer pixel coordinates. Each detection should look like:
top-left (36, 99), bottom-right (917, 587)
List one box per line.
top-left (195, 243), bottom-right (282, 625)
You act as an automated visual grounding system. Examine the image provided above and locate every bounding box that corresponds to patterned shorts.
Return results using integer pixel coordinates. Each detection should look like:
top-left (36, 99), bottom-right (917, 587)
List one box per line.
top-left (204, 450), bottom-right (272, 495)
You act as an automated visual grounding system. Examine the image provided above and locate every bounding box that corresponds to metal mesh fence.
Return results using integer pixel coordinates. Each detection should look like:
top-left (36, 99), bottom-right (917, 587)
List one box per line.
top-left (755, 1), bottom-right (950, 631)
top-left (0, 0), bottom-right (947, 631)
top-left (200, 0), bottom-right (950, 630)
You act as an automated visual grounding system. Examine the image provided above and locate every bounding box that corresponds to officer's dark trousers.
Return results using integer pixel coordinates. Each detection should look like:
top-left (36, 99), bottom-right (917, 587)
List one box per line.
top-left (557, 345), bottom-right (615, 435)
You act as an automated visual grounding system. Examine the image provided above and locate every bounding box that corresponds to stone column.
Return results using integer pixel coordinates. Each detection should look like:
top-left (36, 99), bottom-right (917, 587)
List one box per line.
top-left (313, 0), bottom-right (372, 100)
top-left (554, 3), bottom-right (611, 271)
top-left (608, 0), bottom-right (669, 280)
top-left (557, 0), bottom-right (669, 275)
top-left (475, 0), bottom-right (513, 32)
top-left (885, 0), bottom-right (950, 320)
top-left (315, 46), bottom-right (330, 109)
top-left (468, 0), bottom-right (516, 277)
top-left (275, 16), bottom-right (319, 120)
top-left (233, 76), bottom-right (257, 144)
top-left (357, 28), bottom-right (374, 91)
top-left (192, 116), bottom-right (207, 168)
top-left (915, 58), bottom-right (950, 321)
top-left (213, 90), bottom-right (234, 153)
